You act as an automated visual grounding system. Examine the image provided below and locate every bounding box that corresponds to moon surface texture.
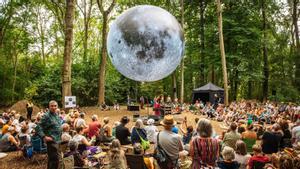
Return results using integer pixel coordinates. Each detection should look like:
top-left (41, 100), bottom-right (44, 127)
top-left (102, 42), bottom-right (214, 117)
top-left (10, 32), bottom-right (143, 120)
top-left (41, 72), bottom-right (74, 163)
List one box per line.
top-left (107, 5), bottom-right (184, 82)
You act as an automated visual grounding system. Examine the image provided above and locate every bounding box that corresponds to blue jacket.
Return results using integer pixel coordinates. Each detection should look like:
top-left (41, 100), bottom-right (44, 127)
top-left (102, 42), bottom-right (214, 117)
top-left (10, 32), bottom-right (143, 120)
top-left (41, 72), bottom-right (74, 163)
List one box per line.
top-left (131, 127), bottom-right (147, 144)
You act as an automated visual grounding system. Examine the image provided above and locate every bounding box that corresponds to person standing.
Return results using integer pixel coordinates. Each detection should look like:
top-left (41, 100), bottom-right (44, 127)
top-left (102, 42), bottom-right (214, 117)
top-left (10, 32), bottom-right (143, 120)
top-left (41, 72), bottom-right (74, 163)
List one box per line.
top-left (140, 96), bottom-right (145, 109)
top-left (35, 100), bottom-right (62, 169)
top-left (26, 101), bottom-right (33, 120)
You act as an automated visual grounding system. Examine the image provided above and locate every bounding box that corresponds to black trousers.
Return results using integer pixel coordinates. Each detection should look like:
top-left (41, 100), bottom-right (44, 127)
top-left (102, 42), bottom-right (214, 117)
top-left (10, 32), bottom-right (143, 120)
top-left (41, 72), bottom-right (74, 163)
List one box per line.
top-left (27, 109), bottom-right (32, 120)
top-left (46, 141), bottom-right (60, 169)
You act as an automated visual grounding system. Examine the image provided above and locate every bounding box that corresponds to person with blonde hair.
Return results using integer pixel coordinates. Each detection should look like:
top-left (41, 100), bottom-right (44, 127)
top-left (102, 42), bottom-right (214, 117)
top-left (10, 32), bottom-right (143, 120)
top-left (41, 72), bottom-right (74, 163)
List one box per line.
top-left (61, 123), bottom-right (72, 142)
top-left (217, 146), bottom-right (240, 169)
top-left (108, 139), bottom-right (127, 169)
top-left (99, 117), bottom-right (113, 142)
top-left (247, 144), bottom-right (269, 169)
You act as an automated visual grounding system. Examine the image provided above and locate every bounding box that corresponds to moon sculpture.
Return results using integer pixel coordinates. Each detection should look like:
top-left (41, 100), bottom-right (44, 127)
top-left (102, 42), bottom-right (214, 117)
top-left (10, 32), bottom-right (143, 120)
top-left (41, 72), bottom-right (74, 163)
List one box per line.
top-left (107, 5), bottom-right (184, 82)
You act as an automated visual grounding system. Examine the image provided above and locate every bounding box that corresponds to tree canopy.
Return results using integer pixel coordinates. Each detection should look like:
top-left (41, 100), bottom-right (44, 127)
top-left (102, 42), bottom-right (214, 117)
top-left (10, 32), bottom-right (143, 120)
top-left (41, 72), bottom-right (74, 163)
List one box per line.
top-left (0, 0), bottom-right (299, 107)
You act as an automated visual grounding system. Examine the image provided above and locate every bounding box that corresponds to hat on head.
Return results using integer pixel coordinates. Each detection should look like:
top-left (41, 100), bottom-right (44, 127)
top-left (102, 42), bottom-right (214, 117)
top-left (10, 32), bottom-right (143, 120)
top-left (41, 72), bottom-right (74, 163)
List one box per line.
top-left (121, 116), bottom-right (130, 124)
top-left (147, 118), bottom-right (155, 125)
top-left (160, 115), bottom-right (176, 126)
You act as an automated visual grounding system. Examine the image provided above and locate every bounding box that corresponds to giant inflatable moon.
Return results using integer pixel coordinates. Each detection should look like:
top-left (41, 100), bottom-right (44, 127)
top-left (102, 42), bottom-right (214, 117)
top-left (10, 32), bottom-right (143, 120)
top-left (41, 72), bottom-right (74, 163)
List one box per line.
top-left (107, 5), bottom-right (184, 82)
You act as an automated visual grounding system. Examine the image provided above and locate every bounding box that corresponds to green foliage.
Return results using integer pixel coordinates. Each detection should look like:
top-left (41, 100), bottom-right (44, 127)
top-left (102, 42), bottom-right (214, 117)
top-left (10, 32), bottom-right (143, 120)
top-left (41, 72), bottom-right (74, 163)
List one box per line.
top-left (0, 0), bottom-right (299, 107)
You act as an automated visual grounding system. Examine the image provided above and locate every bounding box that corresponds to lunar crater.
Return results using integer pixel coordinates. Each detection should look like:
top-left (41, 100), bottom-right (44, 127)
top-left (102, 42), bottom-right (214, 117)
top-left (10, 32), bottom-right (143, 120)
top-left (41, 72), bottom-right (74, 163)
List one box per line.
top-left (107, 5), bottom-right (184, 82)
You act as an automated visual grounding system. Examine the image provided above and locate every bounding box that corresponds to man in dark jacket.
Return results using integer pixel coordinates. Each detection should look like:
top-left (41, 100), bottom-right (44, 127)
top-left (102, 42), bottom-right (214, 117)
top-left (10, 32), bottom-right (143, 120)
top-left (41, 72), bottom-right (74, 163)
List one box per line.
top-left (36, 100), bottom-right (62, 169)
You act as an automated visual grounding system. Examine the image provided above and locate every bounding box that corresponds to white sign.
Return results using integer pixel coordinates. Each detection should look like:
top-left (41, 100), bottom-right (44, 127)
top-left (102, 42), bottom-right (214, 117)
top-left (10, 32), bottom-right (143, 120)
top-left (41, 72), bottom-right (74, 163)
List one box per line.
top-left (65, 96), bottom-right (76, 108)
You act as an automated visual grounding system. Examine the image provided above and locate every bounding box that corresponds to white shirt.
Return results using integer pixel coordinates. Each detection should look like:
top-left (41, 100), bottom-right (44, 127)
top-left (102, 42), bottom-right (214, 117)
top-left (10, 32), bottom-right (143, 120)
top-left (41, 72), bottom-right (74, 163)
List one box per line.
top-left (145, 125), bottom-right (158, 143)
top-left (292, 125), bottom-right (300, 146)
top-left (72, 134), bottom-right (86, 145)
top-left (75, 118), bottom-right (86, 128)
top-left (234, 153), bottom-right (251, 169)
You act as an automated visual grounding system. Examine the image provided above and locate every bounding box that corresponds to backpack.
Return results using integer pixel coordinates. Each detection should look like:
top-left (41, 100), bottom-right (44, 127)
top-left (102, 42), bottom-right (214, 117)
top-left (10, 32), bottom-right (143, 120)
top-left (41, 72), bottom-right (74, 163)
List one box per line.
top-left (153, 132), bottom-right (177, 169)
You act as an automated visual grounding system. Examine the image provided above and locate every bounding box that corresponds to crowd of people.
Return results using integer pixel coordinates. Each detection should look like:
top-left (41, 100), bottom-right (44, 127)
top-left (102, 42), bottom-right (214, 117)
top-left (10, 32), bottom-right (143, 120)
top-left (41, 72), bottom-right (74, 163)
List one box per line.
top-left (0, 99), bottom-right (299, 169)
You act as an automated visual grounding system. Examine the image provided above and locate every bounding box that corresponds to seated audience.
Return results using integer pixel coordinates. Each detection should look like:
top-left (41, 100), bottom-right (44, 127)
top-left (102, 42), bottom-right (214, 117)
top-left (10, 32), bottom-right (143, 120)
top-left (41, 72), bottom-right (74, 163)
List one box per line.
top-left (242, 124), bottom-right (257, 153)
top-left (132, 143), bottom-right (154, 169)
top-left (0, 126), bottom-right (20, 152)
top-left (262, 124), bottom-right (282, 154)
top-left (235, 140), bottom-right (251, 169)
top-left (61, 123), bottom-right (72, 143)
top-left (99, 117), bottom-right (114, 142)
top-left (87, 115), bottom-right (101, 139)
top-left (247, 144), bottom-right (269, 169)
top-left (108, 139), bottom-right (127, 169)
top-left (116, 116), bottom-right (131, 145)
top-left (64, 140), bottom-right (88, 168)
top-left (144, 118), bottom-right (158, 143)
top-left (222, 122), bottom-right (241, 150)
top-left (217, 146), bottom-right (240, 169)
top-left (131, 119), bottom-right (148, 144)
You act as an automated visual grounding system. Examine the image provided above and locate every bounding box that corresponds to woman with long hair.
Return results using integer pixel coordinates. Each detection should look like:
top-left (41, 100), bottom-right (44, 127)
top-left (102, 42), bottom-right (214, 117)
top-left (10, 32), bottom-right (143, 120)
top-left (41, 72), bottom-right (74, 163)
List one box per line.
top-left (108, 139), bottom-right (127, 169)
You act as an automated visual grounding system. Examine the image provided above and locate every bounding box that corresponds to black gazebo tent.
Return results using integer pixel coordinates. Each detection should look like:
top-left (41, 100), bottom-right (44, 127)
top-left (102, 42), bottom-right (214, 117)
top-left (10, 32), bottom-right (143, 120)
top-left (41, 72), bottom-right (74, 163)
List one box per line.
top-left (192, 82), bottom-right (224, 104)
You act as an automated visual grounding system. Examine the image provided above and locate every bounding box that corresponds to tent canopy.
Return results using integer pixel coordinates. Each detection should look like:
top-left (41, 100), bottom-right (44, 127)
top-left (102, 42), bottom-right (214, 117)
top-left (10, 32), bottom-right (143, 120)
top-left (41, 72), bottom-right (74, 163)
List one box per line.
top-left (193, 82), bottom-right (224, 92)
top-left (192, 82), bottom-right (224, 104)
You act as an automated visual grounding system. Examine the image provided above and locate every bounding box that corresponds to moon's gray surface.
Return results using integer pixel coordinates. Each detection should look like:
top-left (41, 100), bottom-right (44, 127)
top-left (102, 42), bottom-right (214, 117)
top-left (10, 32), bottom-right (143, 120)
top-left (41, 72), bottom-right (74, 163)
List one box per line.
top-left (107, 5), bottom-right (184, 82)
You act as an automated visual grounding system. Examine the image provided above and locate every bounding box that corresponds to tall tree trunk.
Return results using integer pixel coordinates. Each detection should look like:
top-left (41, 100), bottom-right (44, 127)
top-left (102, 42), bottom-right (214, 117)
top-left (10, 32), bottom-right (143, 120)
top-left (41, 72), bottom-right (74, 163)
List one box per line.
top-left (172, 73), bottom-right (177, 101)
top-left (97, 0), bottom-right (116, 105)
top-left (293, 0), bottom-right (300, 90)
top-left (11, 39), bottom-right (18, 103)
top-left (62, 0), bottom-right (75, 107)
top-left (180, 0), bottom-right (184, 104)
top-left (78, 0), bottom-right (93, 62)
top-left (98, 14), bottom-right (107, 105)
top-left (217, 0), bottom-right (229, 106)
top-left (262, 0), bottom-right (269, 101)
top-left (199, 0), bottom-right (206, 85)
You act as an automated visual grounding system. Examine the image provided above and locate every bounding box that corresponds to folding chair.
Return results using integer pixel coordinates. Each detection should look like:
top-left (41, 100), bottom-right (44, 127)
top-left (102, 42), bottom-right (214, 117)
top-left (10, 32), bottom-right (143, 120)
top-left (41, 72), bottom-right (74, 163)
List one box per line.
top-left (31, 136), bottom-right (47, 165)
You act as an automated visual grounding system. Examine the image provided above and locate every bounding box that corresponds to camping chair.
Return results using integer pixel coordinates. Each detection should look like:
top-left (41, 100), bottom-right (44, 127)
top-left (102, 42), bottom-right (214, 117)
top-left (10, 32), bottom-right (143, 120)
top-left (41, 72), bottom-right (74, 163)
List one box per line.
top-left (125, 154), bottom-right (147, 169)
top-left (31, 136), bottom-right (47, 165)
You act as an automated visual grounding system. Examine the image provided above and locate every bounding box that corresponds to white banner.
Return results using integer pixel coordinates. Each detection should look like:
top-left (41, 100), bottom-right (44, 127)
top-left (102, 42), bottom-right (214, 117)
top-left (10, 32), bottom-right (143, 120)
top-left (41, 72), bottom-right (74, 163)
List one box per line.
top-left (65, 96), bottom-right (76, 108)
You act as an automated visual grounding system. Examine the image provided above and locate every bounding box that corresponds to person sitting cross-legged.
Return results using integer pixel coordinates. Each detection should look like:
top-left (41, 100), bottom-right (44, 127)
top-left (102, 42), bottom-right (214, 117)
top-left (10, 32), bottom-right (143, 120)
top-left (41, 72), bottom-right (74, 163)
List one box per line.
top-left (64, 140), bottom-right (88, 168)
top-left (0, 126), bottom-right (20, 152)
top-left (108, 139), bottom-right (127, 169)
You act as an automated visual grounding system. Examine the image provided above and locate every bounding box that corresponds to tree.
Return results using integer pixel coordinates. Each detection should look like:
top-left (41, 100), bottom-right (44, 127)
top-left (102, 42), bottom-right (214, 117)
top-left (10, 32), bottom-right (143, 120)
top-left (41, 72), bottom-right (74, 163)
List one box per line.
top-left (261, 0), bottom-right (269, 101)
top-left (199, 0), bottom-right (207, 85)
top-left (180, 0), bottom-right (185, 104)
top-left (216, 0), bottom-right (229, 106)
top-left (292, 0), bottom-right (300, 90)
top-left (77, 0), bottom-right (93, 62)
top-left (62, 0), bottom-right (75, 107)
top-left (96, 0), bottom-right (116, 105)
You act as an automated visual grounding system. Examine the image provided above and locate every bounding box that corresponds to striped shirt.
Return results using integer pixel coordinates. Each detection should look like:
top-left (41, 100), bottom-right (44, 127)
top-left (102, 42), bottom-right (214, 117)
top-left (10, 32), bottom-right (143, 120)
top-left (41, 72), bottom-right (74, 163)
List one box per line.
top-left (190, 137), bottom-right (220, 168)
